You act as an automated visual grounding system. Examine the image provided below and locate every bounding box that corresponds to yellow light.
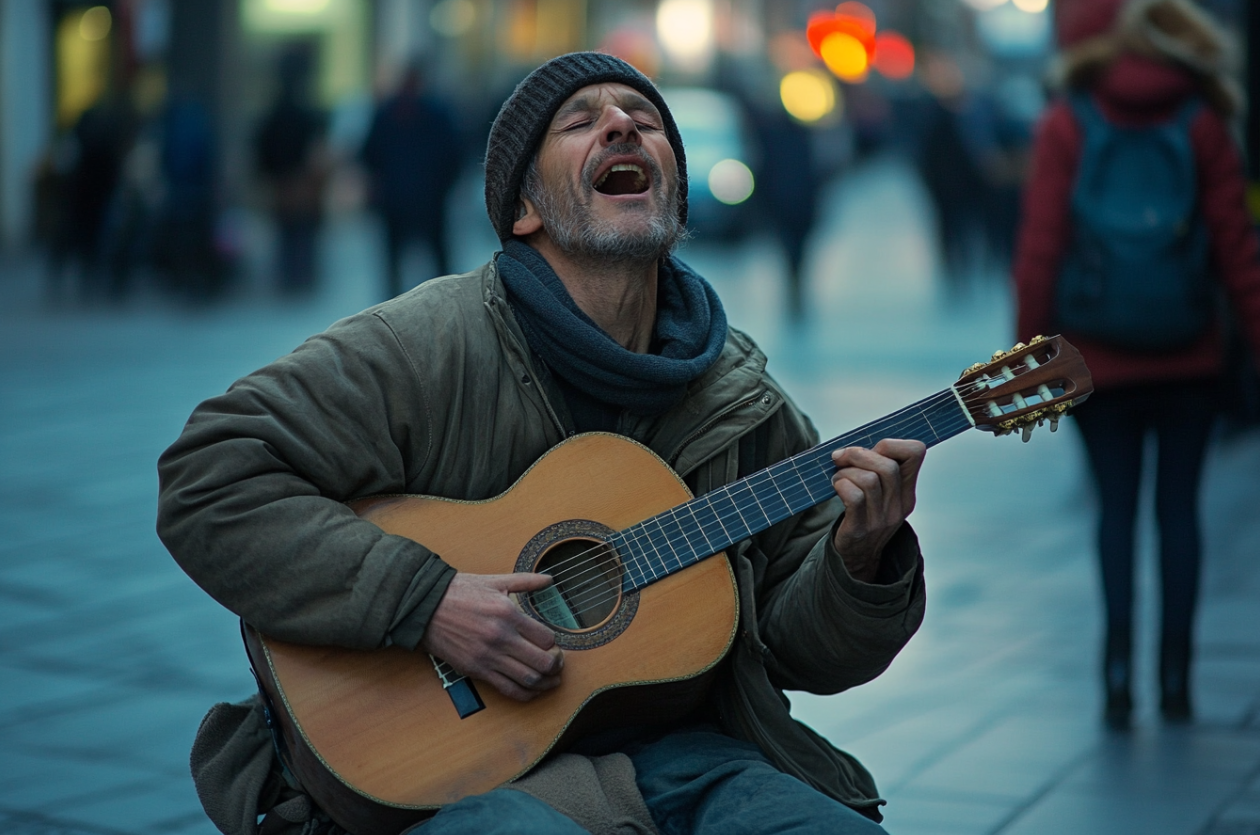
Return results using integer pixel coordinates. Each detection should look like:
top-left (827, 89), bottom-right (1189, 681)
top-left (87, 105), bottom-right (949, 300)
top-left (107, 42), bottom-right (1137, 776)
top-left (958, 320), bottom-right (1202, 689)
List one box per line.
top-left (1011, 0), bottom-right (1048, 11)
top-left (264, 0), bottom-right (331, 13)
top-left (779, 70), bottom-right (836, 123)
top-left (79, 6), bottom-right (112, 41)
top-left (820, 32), bottom-right (868, 82)
top-left (708, 159), bottom-right (754, 205)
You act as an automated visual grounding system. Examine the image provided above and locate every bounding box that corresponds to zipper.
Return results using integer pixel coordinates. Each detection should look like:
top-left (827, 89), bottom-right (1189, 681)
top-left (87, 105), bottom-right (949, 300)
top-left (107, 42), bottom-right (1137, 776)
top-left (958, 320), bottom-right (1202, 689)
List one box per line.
top-left (484, 282), bottom-right (570, 440)
top-left (668, 391), bottom-right (772, 469)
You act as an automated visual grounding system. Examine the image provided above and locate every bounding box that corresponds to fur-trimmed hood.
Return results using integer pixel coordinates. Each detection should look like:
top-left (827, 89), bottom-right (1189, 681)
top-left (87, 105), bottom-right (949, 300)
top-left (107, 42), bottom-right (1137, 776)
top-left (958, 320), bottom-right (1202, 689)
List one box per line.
top-left (1054, 0), bottom-right (1242, 117)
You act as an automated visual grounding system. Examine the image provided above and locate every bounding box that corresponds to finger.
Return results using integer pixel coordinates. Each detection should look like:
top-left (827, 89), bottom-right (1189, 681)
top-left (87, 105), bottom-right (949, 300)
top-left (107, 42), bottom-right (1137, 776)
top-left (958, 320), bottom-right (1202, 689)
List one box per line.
top-left (490, 572), bottom-right (555, 593)
top-left (482, 669), bottom-right (540, 702)
top-left (832, 466), bottom-right (886, 515)
top-left (506, 631), bottom-right (564, 674)
top-left (871, 438), bottom-right (928, 466)
top-left (872, 439), bottom-right (926, 507)
top-left (495, 655), bottom-right (563, 692)
top-left (830, 476), bottom-right (868, 514)
top-left (511, 608), bottom-right (559, 651)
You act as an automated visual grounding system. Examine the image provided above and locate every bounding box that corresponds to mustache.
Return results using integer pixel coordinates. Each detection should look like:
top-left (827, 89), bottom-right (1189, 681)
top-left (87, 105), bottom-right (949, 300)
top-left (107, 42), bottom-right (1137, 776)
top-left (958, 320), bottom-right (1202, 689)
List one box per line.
top-left (581, 144), bottom-right (665, 193)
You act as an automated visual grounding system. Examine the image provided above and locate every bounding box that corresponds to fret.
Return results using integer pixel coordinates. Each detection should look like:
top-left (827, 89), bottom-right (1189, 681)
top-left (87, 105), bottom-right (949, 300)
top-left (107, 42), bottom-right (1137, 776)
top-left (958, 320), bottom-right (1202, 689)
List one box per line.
top-left (728, 477), bottom-right (773, 532)
top-left (648, 512), bottom-right (689, 572)
top-left (698, 489), bottom-right (747, 547)
top-left (620, 389), bottom-right (974, 593)
top-left (685, 496), bottom-right (725, 554)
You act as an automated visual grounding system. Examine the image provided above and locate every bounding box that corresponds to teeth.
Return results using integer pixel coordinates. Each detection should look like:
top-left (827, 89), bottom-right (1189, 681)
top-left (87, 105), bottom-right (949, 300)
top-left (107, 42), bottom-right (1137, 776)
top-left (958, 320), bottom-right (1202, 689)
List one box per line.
top-left (594, 163), bottom-right (646, 189)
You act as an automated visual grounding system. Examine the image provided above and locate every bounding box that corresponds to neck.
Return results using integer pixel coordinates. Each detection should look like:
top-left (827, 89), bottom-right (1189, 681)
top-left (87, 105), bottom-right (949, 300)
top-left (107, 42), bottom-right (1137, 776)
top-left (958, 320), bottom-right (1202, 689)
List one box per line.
top-left (527, 234), bottom-right (659, 354)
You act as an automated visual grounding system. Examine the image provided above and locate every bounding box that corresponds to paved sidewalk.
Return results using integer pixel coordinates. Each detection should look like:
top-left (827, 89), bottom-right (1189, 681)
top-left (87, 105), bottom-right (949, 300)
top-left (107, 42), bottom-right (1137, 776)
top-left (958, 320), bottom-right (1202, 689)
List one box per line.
top-left (1, 159), bottom-right (1258, 834)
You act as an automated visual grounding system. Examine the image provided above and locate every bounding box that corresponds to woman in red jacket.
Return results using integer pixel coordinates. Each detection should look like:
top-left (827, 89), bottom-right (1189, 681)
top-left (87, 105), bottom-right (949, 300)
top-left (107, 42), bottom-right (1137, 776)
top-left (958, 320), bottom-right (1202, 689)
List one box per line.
top-left (1014, 0), bottom-right (1260, 727)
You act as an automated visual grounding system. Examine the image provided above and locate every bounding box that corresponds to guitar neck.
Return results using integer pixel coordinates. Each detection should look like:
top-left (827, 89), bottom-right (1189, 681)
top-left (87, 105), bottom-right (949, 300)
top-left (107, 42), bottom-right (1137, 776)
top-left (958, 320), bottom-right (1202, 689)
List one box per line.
top-left (616, 387), bottom-right (972, 591)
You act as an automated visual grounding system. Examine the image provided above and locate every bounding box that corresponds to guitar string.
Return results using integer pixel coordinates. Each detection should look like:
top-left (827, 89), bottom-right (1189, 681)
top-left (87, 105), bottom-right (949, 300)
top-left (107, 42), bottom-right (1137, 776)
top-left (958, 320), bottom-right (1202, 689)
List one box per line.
top-left (534, 376), bottom-right (1049, 617)
top-left (556, 411), bottom-right (978, 620)
top-left (438, 368), bottom-right (1057, 675)
top-left (560, 406), bottom-right (980, 617)
top-left (537, 393), bottom-right (978, 617)
top-left (530, 382), bottom-right (1018, 603)
top-left (554, 356), bottom-right (1072, 615)
top-left (534, 387), bottom-right (969, 589)
top-left (534, 389), bottom-right (963, 592)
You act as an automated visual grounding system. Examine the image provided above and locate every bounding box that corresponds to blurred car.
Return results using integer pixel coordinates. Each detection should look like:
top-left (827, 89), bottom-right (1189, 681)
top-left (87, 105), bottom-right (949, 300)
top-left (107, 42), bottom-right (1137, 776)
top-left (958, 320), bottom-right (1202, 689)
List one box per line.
top-left (660, 87), bottom-right (757, 242)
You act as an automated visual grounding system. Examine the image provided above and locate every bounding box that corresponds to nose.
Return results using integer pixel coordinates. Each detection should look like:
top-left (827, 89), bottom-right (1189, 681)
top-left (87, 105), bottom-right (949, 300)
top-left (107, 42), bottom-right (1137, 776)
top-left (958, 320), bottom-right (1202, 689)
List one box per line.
top-left (599, 106), bottom-right (641, 147)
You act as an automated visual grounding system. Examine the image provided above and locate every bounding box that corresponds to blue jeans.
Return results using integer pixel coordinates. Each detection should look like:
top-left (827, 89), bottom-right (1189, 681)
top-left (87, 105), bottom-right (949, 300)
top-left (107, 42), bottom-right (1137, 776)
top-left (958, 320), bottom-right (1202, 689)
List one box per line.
top-left (420, 726), bottom-right (887, 834)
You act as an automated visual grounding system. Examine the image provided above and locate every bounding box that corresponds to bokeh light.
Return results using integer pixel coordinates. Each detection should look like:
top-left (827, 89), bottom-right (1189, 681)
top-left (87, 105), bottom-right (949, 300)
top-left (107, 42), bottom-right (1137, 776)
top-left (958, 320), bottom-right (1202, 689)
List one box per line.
top-left (1011, 0), bottom-right (1049, 11)
top-left (657, 0), bottom-right (715, 69)
top-left (820, 32), bottom-right (869, 82)
top-left (708, 159), bottom-right (754, 205)
top-left (264, 0), bottom-right (332, 12)
top-left (834, 2), bottom-right (876, 35)
top-left (429, 0), bottom-right (476, 37)
top-left (780, 70), bottom-right (839, 123)
top-left (78, 6), bottom-right (112, 41)
top-left (873, 31), bottom-right (915, 80)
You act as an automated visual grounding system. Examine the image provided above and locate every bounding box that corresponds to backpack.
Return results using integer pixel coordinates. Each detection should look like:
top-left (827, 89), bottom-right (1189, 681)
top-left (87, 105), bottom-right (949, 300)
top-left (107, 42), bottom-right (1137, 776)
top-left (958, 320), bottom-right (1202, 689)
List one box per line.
top-left (1055, 94), bottom-right (1212, 351)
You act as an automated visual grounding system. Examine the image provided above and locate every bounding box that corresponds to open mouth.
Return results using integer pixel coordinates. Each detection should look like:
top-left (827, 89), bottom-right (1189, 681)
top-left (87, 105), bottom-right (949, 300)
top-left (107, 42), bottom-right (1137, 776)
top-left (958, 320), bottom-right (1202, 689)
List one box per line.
top-left (593, 163), bottom-right (649, 196)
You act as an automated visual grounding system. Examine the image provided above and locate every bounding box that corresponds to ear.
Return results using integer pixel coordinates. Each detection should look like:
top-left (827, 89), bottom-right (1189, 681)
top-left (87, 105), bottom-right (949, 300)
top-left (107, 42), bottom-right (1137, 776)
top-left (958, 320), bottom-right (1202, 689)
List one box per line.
top-left (512, 196), bottom-right (544, 237)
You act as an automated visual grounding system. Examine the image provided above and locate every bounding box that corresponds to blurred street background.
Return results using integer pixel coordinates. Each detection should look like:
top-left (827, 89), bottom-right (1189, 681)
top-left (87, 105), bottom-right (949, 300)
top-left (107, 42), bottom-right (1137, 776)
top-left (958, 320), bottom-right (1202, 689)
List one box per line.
top-left (2, 0), bottom-right (1260, 833)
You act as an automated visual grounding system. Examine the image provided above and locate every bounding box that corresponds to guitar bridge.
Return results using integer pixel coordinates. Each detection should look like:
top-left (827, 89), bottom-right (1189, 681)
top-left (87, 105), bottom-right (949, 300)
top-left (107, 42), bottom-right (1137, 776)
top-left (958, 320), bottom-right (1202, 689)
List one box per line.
top-left (430, 654), bottom-right (485, 719)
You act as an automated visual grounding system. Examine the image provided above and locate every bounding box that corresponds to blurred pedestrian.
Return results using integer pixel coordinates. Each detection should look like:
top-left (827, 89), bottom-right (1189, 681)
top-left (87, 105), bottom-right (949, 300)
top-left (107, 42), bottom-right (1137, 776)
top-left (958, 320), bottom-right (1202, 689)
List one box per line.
top-left (916, 57), bottom-right (988, 292)
top-left (360, 63), bottom-right (462, 299)
top-left (255, 47), bottom-right (329, 294)
top-left (155, 95), bottom-right (222, 301)
top-left (750, 103), bottom-right (820, 320)
top-left (49, 94), bottom-right (137, 302)
top-left (1013, 0), bottom-right (1260, 727)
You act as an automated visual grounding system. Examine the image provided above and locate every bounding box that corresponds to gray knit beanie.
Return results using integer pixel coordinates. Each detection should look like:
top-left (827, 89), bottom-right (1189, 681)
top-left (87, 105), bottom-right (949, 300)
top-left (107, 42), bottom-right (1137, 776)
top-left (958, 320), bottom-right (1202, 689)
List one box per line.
top-left (484, 52), bottom-right (688, 242)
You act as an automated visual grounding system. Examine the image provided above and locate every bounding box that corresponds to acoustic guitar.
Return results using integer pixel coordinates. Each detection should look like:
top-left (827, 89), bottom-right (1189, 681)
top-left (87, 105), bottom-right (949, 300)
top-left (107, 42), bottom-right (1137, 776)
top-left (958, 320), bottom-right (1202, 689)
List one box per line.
top-left (244, 335), bottom-right (1092, 834)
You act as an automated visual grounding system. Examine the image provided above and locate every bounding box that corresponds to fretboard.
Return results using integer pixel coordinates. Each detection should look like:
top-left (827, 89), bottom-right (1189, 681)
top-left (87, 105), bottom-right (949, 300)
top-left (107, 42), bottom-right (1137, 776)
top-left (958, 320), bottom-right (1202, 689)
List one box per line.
top-left (615, 387), bottom-right (971, 591)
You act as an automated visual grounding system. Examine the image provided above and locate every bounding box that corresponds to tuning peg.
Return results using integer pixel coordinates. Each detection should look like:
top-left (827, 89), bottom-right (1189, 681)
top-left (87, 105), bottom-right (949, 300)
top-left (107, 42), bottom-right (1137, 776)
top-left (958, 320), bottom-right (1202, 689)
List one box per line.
top-left (1022, 425), bottom-right (1034, 443)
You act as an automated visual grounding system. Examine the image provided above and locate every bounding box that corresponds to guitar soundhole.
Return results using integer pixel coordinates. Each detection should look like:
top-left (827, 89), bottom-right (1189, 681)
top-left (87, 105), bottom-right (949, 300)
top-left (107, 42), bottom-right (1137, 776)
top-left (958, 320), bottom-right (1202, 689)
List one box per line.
top-left (532, 537), bottom-right (621, 631)
top-left (516, 519), bottom-right (638, 649)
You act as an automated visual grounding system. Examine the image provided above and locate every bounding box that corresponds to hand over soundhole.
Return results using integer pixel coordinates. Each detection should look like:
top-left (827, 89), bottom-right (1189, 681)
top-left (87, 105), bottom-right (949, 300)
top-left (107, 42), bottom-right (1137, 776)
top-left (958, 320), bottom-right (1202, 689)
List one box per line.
top-left (531, 537), bottom-right (623, 630)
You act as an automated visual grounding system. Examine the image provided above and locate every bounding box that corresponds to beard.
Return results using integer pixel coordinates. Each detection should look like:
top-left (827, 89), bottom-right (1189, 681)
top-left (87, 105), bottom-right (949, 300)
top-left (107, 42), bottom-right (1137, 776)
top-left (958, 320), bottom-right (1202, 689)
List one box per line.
top-left (526, 144), bottom-right (686, 263)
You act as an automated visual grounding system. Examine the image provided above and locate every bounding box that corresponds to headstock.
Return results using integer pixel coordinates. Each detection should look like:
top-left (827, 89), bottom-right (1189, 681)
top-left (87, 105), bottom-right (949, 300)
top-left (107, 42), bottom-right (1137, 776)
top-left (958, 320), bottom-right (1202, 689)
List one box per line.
top-left (954, 335), bottom-right (1093, 442)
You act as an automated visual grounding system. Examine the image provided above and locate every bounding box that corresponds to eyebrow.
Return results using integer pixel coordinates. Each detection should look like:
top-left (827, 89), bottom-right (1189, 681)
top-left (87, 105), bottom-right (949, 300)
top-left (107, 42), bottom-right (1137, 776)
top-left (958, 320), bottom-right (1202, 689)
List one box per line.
top-left (551, 91), bottom-right (661, 126)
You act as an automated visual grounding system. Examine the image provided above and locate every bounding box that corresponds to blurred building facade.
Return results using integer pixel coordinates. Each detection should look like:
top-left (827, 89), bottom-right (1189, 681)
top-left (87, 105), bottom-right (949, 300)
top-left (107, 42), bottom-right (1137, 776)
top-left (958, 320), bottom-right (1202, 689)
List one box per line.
top-left (0, 0), bottom-right (1254, 261)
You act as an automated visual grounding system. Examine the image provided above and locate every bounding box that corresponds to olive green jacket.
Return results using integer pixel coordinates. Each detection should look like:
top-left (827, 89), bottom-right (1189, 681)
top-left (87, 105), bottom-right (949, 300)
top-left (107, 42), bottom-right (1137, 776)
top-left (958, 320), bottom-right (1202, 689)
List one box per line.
top-left (158, 259), bottom-right (926, 830)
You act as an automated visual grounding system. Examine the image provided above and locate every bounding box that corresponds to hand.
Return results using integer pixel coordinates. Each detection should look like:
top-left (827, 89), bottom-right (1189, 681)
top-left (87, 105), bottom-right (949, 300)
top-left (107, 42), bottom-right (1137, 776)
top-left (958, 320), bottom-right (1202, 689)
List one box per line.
top-left (420, 572), bottom-right (564, 702)
top-left (830, 439), bottom-right (927, 583)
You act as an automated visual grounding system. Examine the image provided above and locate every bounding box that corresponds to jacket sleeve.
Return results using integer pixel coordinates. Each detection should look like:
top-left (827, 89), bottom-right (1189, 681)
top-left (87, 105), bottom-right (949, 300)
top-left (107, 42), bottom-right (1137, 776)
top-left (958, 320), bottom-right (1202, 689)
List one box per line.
top-left (1192, 109), bottom-right (1260, 363)
top-left (1013, 101), bottom-right (1081, 344)
top-left (156, 311), bottom-right (454, 651)
top-left (744, 395), bottom-right (926, 695)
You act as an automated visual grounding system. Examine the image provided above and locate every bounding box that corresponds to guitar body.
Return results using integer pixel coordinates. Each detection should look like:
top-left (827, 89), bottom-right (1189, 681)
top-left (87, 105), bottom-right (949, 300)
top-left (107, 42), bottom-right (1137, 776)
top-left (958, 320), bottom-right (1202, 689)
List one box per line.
top-left (243, 335), bottom-right (1095, 835)
top-left (249, 433), bottom-right (739, 834)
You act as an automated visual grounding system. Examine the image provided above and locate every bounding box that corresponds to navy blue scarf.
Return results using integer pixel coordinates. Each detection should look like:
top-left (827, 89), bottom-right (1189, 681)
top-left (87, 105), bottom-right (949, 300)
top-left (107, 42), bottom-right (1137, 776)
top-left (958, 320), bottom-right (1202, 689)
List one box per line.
top-left (497, 240), bottom-right (728, 415)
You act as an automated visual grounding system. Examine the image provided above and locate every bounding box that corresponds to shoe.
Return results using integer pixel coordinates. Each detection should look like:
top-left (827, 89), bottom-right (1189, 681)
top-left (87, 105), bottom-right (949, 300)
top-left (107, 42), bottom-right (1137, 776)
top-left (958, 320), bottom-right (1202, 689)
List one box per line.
top-left (1103, 631), bottom-right (1132, 729)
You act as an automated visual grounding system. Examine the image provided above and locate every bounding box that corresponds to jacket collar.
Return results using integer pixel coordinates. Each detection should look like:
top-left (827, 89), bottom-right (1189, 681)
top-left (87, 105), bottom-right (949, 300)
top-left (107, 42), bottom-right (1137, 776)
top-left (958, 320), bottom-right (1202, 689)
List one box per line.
top-left (479, 258), bottom-right (778, 476)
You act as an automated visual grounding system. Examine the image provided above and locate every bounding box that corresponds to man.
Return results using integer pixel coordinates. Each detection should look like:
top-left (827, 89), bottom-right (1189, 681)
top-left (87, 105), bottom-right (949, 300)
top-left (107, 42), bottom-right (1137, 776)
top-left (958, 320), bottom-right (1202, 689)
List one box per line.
top-left (159, 53), bottom-right (927, 835)
top-left (360, 63), bottom-right (462, 299)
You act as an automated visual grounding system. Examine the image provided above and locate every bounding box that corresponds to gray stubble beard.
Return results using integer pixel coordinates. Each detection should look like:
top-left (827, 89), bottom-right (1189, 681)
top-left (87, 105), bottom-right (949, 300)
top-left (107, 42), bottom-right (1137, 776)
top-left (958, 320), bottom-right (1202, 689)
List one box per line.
top-left (522, 144), bottom-right (688, 264)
